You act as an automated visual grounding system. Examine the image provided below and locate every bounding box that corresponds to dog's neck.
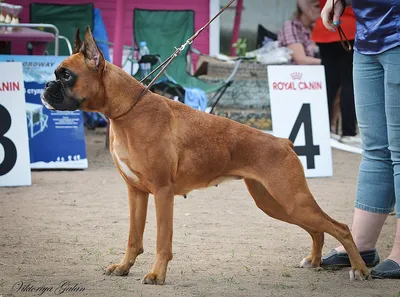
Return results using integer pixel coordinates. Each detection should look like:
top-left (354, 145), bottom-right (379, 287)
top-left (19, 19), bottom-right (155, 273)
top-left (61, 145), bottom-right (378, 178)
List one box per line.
top-left (101, 62), bottom-right (147, 120)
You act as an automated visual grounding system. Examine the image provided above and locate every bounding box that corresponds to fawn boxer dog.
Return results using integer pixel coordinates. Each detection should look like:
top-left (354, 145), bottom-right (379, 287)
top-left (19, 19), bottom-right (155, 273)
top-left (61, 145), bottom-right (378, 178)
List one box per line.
top-left (41, 26), bottom-right (369, 284)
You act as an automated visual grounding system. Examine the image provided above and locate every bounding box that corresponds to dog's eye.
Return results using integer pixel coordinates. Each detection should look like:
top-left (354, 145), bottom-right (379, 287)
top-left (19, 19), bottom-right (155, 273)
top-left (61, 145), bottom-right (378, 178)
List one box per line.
top-left (63, 72), bottom-right (71, 81)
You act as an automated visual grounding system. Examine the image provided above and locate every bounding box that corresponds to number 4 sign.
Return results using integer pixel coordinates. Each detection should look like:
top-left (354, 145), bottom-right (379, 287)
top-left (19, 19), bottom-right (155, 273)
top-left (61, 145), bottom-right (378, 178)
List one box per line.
top-left (268, 65), bottom-right (333, 178)
top-left (0, 62), bottom-right (31, 186)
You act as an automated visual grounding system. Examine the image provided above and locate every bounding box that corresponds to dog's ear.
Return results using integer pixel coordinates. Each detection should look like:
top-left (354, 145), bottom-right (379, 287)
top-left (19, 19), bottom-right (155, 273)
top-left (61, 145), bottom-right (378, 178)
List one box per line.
top-left (81, 25), bottom-right (105, 72)
top-left (73, 29), bottom-right (82, 54)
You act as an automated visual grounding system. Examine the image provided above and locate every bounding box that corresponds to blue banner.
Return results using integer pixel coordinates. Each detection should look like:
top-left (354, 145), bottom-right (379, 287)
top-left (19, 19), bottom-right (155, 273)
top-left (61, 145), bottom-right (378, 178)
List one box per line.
top-left (0, 55), bottom-right (88, 169)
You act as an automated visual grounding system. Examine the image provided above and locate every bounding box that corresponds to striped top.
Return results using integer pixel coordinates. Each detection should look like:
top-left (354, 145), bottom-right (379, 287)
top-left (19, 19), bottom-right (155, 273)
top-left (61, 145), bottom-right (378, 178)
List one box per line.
top-left (278, 18), bottom-right (315, 62)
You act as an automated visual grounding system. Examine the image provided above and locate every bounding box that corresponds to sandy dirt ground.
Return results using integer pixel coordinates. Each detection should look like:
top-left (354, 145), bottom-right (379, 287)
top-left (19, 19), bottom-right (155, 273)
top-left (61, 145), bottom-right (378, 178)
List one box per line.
top-left (0, 129), bottom-right (399, 297)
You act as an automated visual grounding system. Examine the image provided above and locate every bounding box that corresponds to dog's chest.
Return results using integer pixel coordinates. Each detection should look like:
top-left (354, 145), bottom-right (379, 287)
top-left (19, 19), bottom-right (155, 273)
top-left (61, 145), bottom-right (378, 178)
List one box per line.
top-left (112, 144), bottom-right (140, 183)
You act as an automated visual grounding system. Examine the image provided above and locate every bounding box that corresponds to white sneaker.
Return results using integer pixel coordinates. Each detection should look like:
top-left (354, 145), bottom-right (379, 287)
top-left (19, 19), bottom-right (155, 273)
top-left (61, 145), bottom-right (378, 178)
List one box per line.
top-left (340, 135), bottom-right (362, 145)
top-left (330, 132), bottom-right (341, 141)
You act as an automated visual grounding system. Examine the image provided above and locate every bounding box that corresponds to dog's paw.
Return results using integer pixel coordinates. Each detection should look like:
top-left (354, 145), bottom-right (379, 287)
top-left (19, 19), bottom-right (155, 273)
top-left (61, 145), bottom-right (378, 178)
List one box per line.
top-left (105, 263), bottom-right (131, 276)
top-left (349, 269), bottom-right (369, 281)
top-left (142, 272), bottom-right (165, 285)
top-left (299, 257), bottom-right (319, 268)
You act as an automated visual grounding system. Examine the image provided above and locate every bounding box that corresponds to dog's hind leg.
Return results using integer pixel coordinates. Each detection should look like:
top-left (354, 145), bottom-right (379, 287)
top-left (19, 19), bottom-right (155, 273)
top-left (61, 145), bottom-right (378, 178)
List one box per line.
top-left (252, 148), bottom-right (369, 280)
top-left (245, 178), bottom-right (324, 268)
top-left (106, 184), bottom-right (149, 276)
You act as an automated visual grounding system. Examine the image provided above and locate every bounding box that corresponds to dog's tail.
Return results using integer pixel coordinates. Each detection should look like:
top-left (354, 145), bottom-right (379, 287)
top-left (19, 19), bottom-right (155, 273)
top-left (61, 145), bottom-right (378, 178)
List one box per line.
top-left (285, 138), bottom-right (294, 150)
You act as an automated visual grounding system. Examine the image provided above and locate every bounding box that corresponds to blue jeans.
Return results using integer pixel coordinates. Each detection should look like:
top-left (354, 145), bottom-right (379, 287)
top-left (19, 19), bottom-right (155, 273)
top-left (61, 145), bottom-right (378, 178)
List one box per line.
top-left (354, 46), bottom-right (400, 218)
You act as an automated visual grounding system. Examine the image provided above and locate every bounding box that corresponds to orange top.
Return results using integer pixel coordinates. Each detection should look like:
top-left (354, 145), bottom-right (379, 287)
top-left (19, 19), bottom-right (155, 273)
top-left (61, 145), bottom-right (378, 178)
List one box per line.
top-left (311, 0), bottom-right (356, 43)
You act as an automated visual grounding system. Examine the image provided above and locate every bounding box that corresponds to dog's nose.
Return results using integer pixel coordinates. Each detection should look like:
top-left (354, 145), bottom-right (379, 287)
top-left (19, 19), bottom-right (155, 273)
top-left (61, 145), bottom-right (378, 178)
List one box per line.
top-left (45, 81), bottom-right (57, 88)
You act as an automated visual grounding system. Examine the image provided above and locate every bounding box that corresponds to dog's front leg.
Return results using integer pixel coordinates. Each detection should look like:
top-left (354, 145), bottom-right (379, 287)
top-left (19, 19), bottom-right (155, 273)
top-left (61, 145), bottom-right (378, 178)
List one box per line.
top-left (106, 184), bottom-right (149, 276)
top-left (142, 187), bottom-right (174, 285)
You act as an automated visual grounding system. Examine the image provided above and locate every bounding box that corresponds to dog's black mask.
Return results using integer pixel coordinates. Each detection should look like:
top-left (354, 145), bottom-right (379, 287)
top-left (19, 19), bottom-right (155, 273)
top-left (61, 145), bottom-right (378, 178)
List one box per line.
top-left (41, 68), bottom-right (83, 111)
top-left (45, 80), bottom-right (64, 103)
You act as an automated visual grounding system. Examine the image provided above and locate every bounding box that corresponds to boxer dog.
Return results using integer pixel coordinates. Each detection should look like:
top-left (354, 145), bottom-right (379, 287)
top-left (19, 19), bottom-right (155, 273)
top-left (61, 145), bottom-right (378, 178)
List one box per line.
top-left (41, 26), bottom-right (369, 284)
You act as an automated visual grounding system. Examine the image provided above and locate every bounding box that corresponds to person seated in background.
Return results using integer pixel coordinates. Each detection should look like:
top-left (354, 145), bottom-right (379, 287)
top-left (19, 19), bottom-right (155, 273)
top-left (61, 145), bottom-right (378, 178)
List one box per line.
top-left (312, 0), bottom-right (360, 144)
top-left (278, 0), bottom-right (321, 65)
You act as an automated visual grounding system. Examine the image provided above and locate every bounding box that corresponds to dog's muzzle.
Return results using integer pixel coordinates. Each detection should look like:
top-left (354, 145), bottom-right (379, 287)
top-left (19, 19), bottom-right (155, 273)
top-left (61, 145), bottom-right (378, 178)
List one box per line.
top-left (41, 80), bottom-right (80, 111)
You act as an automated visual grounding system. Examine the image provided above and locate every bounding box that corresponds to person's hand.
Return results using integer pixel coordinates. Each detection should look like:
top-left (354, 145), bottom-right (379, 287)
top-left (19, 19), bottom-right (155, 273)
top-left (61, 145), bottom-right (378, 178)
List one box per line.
top-left (321, 0), bottom-right (345, 32)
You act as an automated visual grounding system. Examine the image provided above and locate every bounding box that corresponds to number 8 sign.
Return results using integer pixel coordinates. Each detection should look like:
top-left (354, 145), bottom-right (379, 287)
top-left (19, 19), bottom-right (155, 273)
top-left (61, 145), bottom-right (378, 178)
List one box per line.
top-left (0, 62), bottom-right (31, 187)
top-left (0, 105), bottom-right (17, 176)
top-left (268, 65), bottom-right (333, 178)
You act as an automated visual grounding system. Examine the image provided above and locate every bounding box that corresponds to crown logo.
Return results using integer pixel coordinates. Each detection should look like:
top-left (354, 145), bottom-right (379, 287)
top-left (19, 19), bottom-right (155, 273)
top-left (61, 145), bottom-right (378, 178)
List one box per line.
top-left (291, 72), bottom-right (303, 80)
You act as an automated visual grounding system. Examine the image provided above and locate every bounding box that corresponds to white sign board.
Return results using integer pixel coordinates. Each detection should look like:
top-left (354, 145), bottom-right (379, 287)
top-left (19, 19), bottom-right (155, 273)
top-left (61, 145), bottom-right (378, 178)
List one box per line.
top-left (0, 62), bottom-right (31, 186)
top-left (268, 65), bottom-right (332, 178)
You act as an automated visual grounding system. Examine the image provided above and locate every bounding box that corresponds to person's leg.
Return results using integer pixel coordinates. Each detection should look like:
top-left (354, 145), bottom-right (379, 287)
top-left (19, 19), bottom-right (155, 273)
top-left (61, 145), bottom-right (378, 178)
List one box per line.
top-left (371, 218), bottom-right (400, 279)
top-left (331, 87), bottom-right (341, 134)
top-left (351, 50), bottom-right (395, 231)
top-left (318, 42), bottom-right (341, 131)
top-left (322, 50), bottom-right (395, 266)
top-left (387, 219), bottom-right (400, 262)
top-left (335, 209), bottom-right (387, 253)
top-left (379, 46), bottom-right (400, 264)
top-left (339, 41), bottom-right (358, 138)
top-left (369, 47), bottom-right (400, 279)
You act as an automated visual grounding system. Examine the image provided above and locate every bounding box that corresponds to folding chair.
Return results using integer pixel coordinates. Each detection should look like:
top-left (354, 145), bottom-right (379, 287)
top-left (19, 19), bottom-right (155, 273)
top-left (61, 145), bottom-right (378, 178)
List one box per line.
top-left (30, 3), bottom-right (94, 56)
top-left (133, 9), bottom-right (241, 113)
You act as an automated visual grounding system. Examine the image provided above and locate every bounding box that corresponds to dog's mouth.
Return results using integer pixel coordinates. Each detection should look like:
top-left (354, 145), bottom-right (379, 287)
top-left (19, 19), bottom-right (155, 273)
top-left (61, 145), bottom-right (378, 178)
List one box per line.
top-left (40, 93), bottom-right (55, 110)
top-left (42, 80), bottom-right (82, 111)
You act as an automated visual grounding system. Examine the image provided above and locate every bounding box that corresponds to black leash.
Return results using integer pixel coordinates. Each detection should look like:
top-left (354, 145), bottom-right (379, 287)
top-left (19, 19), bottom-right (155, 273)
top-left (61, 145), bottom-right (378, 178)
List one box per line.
top-left (113, 0), bottom-right (236, 120)
top-left (332, 0), bottom-right (352, 51)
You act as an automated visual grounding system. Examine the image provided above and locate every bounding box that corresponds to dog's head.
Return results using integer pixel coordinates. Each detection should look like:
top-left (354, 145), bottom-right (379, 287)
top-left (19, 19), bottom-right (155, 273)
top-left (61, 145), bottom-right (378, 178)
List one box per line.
top-left (41, 26), bottom-right (106, 112)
